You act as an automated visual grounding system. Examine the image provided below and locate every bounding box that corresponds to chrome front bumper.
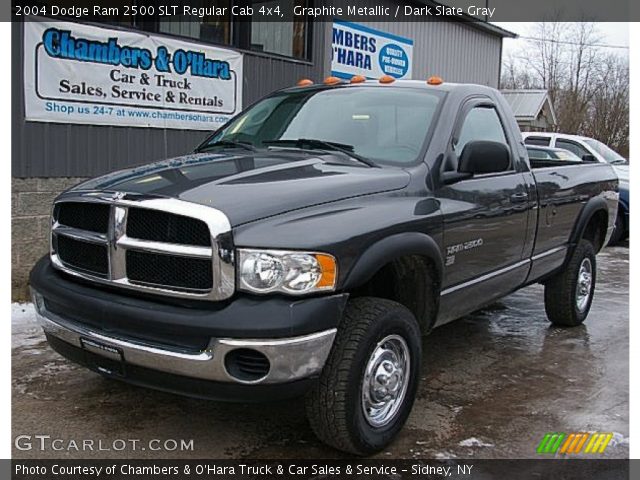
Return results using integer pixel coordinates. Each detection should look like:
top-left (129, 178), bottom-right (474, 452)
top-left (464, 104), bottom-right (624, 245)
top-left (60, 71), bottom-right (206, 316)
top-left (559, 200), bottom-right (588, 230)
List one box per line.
top-left (33, 290), bottom-right (336, 385)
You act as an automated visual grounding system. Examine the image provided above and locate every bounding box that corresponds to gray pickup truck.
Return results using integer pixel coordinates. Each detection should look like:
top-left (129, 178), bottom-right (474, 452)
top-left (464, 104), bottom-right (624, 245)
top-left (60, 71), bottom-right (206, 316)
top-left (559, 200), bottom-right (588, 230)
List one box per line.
top-left (30, 79), bottom-right (618, 454)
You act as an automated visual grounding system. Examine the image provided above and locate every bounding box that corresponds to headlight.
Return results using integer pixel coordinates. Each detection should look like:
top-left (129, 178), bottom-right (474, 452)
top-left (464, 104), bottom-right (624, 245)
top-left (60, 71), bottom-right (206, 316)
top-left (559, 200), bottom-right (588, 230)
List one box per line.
top-left (237, 249), bottom-right (337, 294)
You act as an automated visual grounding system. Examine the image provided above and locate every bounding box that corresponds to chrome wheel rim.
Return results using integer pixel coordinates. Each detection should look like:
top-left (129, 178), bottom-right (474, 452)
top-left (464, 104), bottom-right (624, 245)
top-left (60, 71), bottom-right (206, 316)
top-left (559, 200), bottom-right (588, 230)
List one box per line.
top-left (361, 334), bottom-right (410, 427)
top-left (576, 258), bottom-right (593, 312)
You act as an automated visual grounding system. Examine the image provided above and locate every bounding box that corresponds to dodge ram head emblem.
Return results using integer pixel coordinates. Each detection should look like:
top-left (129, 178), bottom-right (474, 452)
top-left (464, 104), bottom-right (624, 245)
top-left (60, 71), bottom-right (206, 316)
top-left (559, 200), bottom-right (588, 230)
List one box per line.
top-left (110, 191), bottom-right (127, 201)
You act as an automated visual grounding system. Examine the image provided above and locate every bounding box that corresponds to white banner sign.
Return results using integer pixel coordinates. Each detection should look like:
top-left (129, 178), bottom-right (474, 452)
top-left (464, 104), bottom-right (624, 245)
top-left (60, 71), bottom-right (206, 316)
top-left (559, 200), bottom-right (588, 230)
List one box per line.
top-left (24, 20), bottom-right (243, 130)
top-left (331, 20), bottom-right (413, 80)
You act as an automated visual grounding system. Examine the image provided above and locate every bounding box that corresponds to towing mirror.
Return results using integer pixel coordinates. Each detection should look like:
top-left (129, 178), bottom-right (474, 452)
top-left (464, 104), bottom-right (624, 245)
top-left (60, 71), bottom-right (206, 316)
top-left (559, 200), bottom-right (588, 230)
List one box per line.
top-left (458, 141), bottom-right (511, 175)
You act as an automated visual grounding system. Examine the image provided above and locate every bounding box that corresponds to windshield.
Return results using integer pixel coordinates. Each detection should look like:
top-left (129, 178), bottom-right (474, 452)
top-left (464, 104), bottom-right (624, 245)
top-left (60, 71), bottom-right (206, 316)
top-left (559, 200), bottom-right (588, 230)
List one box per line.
top-left (583, 139), bottom-right (626, 164)
top-left (204, 87), bottom-right (444, 165)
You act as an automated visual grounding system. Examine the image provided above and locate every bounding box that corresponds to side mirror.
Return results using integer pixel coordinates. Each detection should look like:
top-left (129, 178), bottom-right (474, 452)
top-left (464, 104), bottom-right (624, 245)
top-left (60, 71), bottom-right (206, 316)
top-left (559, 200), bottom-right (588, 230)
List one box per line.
top-left (582, 154), bottom-right (598, 162)
top-left (458, 141), bottom-right (511, 174)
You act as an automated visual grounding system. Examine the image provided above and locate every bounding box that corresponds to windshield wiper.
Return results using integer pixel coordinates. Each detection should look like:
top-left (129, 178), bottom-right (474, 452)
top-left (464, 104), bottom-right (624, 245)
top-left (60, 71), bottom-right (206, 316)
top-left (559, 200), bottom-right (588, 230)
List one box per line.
top-left (610, 159), bottom-right (628, 165)
top-left (195, 140), bottom-right (257, 153)
top-left (263, 138), bottom-right (377, 167)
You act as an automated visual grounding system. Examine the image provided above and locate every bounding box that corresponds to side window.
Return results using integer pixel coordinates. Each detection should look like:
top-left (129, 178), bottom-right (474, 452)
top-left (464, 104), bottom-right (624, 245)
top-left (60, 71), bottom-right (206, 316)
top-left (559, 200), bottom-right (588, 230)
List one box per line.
top-left (556, 139), bottom-right (589, 159)
top-left (527, 148), bottom-right (551, 160)
top-left (455, 106), bottom-right (508, 157)
top-left (524, 136), bottom-right (551, 146)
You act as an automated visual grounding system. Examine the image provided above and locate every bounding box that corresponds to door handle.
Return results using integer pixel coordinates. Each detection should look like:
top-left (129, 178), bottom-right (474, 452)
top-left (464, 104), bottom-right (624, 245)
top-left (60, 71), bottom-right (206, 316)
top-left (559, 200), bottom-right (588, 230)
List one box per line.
top-left (510, 192), bottom-right (528, 203)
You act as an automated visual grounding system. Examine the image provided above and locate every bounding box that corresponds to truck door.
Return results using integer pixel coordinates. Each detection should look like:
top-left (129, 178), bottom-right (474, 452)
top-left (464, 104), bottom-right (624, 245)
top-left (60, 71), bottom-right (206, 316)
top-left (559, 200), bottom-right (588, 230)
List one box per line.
top-left (435, 97), bottom-right (533, 320)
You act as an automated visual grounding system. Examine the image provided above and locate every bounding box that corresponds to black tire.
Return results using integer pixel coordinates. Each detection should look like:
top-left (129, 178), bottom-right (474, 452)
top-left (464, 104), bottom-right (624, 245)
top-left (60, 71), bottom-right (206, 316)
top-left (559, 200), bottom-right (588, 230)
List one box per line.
top-left (608, 212), bottom-right (625, 246)
top-left (544, 239), bottom-right (596, 326)
top-left (305, 297), bottom-right (421, 455)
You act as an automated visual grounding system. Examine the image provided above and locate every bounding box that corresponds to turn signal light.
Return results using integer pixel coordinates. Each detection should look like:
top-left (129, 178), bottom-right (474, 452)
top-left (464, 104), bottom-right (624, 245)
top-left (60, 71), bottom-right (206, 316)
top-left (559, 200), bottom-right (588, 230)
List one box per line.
top-left (323, 76), bottom-right (342, 85)
top-left (315, 254), bottom-right (337, 289)
top-left (379, 75), bottom-right (395, 84)
top-left (297, 78), bottom-right (313, 87)
top-left (427, 76), bottom-right (443, 85)
top-left (350, 75), bottom-right (366, 84)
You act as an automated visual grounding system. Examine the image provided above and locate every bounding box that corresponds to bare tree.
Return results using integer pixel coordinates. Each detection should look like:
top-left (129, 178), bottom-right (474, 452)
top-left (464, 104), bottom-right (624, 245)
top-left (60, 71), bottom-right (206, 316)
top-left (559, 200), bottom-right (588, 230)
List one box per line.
top-left (584, 54), bottom-right (629, 156)
top-left (556, 23), bottom-right (601, 133)
top-left (501, 53), bottom-right (536, 90)
top-left (501, 22), bottom-right (629, 157)
top-left (524, 22), bottom-right (567, 103)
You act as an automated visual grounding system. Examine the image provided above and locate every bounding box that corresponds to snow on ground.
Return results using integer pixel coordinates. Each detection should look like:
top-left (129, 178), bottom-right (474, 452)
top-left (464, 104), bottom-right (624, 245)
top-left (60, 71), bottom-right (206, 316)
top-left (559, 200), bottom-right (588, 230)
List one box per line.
top-left (609, 432), bottom-right (629, 447)
top-left (458, 438), bottom-right (495, 448)
top-left (12, 303), bottom-right (45, 350)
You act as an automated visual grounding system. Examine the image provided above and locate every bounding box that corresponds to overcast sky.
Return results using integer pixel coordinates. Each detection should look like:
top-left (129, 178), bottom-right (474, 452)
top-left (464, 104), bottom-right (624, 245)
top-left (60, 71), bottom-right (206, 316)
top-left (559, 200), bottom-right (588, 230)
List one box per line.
top-left (493, 22), bottom-right (629, 58)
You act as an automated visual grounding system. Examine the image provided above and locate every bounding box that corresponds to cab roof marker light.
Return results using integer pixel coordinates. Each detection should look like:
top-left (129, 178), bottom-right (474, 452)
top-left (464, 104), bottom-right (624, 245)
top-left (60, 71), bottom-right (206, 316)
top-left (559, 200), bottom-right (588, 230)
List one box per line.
top-left (379, 75), bottom-right (395, 84)
top-left (427, 76), bottom-right (444, 85)
top-left (297, 78), bottom-right (314, 87)
top-left (350, 75), bottom-right (366, 84)
top-left (323, 76), bottom-right (342, 85)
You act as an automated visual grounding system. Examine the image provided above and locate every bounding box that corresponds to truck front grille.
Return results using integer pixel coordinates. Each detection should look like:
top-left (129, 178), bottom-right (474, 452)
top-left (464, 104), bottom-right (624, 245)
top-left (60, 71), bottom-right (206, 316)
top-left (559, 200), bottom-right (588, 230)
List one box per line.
top-left (126, 250), bottom-right (212, 291)
top-left (50, 195), bottom-right (234, 301)
top-left (55, 236), bottom-right (109, 277)
top-left (127, 208), bottom-right (211, 247)
top-left (55, 202), bottom-right (110, 233)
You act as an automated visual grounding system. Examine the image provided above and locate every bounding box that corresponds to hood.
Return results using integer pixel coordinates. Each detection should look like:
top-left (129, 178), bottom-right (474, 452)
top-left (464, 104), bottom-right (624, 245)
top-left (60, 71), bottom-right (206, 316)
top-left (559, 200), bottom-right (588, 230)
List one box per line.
top-left (70, 150), bottom-right (411, 226)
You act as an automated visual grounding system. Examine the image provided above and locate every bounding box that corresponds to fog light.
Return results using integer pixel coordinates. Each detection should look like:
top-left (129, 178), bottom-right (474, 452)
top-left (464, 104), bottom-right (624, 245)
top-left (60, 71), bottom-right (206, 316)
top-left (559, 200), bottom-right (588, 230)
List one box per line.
top-left (224, 348), bottom-right (270, 382)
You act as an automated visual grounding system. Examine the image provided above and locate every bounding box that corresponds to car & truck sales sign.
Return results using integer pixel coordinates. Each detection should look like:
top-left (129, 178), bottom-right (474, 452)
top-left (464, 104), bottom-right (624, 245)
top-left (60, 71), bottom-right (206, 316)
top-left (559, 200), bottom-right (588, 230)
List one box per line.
top-left (24, 20), bottom-right (243, 130)
top-left (331, 20), bottom-right (413, 80)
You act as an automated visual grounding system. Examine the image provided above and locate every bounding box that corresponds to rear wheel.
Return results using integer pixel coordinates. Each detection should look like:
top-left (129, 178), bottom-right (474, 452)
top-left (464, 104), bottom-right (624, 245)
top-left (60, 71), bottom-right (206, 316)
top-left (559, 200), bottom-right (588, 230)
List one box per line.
top-left (305, 297), bottom-right (421, 455)
top-left (544, 239), bottom-right (596, 326)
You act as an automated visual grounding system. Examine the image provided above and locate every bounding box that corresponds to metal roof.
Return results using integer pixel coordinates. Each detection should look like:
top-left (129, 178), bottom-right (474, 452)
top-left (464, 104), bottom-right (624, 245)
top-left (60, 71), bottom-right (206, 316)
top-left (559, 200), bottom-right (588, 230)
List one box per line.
top-left (501, 89), bottom-right (557, 124)
top-left (473, 22), bottom-right (518, 38)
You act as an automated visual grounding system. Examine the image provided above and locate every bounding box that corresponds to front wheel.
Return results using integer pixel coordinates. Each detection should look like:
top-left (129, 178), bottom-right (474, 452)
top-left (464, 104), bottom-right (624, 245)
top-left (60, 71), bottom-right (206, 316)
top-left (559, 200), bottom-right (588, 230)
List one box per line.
top-left (305, 297), bottom-right (421, 455)
top-left (544, 239), bottom-right (596, 326)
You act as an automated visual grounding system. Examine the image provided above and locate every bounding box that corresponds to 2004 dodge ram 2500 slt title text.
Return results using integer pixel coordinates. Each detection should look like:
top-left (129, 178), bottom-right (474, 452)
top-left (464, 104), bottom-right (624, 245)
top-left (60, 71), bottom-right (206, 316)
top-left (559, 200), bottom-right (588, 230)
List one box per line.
top-left (30, 80), bottom-right (618, 455)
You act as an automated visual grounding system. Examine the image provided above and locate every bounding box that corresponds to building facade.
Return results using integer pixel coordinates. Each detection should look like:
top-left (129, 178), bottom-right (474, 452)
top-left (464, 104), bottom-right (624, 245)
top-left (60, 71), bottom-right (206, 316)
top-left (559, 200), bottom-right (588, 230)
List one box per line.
top-left (11, 3), bottom-right (513, 299)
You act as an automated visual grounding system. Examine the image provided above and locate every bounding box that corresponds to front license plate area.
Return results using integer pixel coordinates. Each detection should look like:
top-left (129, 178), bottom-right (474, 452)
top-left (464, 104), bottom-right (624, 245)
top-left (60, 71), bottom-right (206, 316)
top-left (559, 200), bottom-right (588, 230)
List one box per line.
top-left (80, 338), bottom-right (125, 376)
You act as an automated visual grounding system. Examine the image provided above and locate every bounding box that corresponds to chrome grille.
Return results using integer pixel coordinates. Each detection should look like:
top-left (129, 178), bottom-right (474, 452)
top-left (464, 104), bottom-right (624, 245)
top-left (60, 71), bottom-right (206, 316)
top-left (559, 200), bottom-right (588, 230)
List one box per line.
top-left (50, 194), bottom-right (235, 301)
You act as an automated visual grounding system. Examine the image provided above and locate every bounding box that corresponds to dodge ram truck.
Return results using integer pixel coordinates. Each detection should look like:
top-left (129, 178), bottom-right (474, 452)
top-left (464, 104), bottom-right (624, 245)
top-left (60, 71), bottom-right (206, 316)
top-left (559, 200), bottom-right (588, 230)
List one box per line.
top-left (30, 78), bottom-right (619, 455)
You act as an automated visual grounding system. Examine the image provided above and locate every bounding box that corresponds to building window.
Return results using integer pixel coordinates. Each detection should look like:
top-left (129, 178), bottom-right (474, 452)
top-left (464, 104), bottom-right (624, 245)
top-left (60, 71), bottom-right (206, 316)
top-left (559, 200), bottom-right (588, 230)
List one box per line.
top-left (158, 0), bottom-right (231, 45)
top-left (35, 0), bottom-right (309, 59)
top-left (250, 0), bottom-right (309, 59)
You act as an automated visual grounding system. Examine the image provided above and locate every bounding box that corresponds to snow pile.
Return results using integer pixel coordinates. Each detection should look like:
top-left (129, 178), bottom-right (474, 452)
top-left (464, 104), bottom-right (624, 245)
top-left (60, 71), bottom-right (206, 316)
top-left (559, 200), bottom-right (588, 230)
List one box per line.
top-left (458, 437), bottom-right (494, 448)
top-left (12, 303), bottom-right (45, 350)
